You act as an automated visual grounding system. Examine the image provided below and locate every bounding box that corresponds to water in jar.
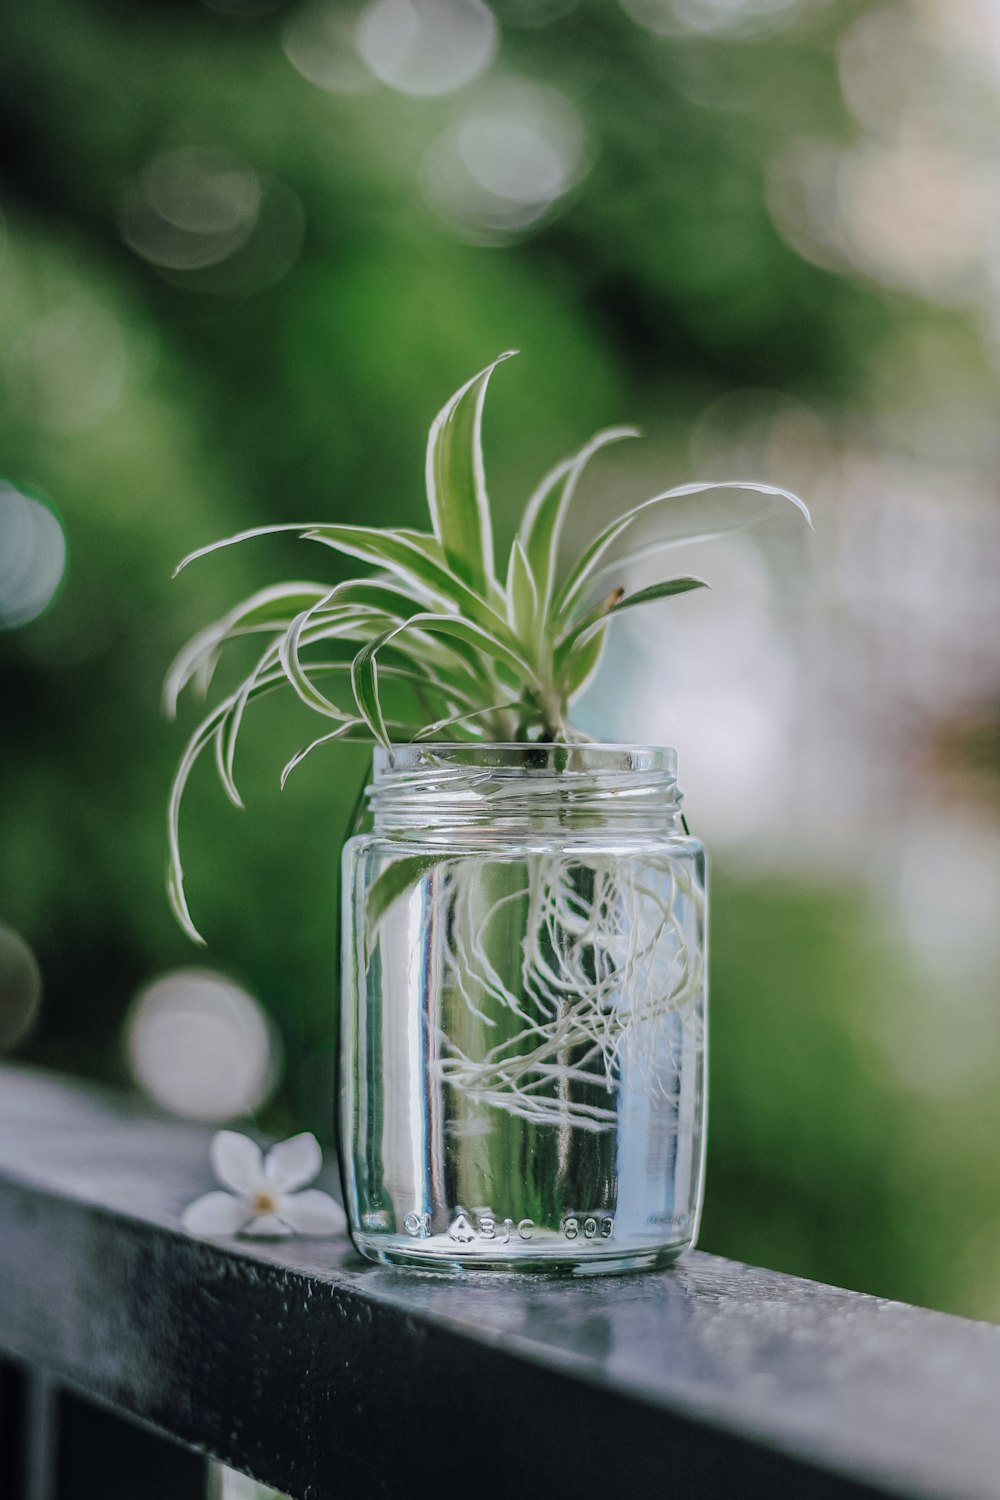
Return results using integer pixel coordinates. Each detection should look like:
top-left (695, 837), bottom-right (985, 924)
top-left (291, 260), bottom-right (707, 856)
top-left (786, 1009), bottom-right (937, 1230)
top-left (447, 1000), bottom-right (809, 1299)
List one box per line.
top-left (341, 837), bottom-right (707, 1273)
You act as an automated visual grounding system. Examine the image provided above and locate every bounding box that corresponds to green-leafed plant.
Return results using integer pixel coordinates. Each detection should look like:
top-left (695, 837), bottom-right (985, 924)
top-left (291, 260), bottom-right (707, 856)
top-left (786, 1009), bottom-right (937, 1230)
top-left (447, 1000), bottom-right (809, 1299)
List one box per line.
top-left (167, 351), bottom-right (807, 941)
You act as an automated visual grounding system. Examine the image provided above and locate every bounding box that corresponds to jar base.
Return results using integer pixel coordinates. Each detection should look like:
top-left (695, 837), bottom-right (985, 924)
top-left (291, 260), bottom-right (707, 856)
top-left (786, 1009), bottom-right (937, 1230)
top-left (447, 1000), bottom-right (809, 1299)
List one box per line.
top-left (351, 1231), bottom-right (694, 1276)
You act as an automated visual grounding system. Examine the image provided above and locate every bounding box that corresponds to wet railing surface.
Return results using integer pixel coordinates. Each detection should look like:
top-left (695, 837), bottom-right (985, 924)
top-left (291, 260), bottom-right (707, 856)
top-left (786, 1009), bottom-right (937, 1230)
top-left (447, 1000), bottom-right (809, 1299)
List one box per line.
top-left (1, 1064), bottom-right (999, 1500)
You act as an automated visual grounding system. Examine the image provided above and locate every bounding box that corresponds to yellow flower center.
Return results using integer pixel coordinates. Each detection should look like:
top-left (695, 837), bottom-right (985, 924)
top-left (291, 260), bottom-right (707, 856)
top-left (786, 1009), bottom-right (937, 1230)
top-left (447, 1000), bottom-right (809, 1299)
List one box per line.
top-left (250, 1189), bottom-right (279, 1216)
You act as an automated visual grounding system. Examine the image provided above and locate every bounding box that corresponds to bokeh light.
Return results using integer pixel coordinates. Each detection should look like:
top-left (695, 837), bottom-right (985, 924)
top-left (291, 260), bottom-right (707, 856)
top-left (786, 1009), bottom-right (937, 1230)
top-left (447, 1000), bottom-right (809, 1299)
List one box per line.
top-left (120, 148), bottom-right (262, 272)
top-left (6, 299), bottom-right (130, 432)
top-left (896, 817), bottom-right (1000, 983)
top-left (836, 142), bottom-right (986, 301)
top-left (356, 0), bottom-right (498, 97)
top-left (0, 922), bottom-right (42, 1052)
top-left (619, 0), bottom-right (818, 40)
top-left (768, 1), bottom-right (1000, 319)
top-left (120, 147), bottom-right (306, 297)
top-left (162, 179), bottom-right (306, 298)
top-left (490, 0), bottom-right (577, 25)
top-left (592, 537), bottom-right (798, 847)
top-left (125, 970), bottom-right (279, 1121)
top-left (689, 388), bottom-right (833, 492)
top-left (836, 3), bottom-right (931, 140)
top-left (0, 485), bottom-right (67, 630)
top-left (282, 0), bottom-right (376, 94)
top-left (422, 78), bottom-right (588, 243)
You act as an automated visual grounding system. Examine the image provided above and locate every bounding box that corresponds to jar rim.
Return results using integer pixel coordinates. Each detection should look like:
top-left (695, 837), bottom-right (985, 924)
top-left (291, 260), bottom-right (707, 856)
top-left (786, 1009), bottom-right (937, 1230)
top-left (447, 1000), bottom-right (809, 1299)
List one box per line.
top-left (373, 742), bottom-right (678, 779)
top-left (367, 744), bottom-right (682, 826)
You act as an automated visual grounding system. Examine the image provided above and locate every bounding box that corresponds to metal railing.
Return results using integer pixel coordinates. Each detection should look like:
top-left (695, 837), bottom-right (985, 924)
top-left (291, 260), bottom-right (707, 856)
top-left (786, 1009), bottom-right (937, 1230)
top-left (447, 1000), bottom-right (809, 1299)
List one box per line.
top-left (1, 1064), bottom-right (999, 1500)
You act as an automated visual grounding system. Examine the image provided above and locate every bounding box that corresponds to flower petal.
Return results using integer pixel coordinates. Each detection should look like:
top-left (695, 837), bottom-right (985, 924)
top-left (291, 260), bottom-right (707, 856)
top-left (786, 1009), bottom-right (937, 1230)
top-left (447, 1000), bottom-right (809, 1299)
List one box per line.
top-left (279, 1189), bottom-right (348, 1236)
top-left (264, 1132), bottom-right (322, 1192)
top-left (242, 1214), bottom-right (292, 1238)
top-left (182, 1191), bottom-right (252, 1236)
top-left (211, 1130), bottom-right (265, 1194)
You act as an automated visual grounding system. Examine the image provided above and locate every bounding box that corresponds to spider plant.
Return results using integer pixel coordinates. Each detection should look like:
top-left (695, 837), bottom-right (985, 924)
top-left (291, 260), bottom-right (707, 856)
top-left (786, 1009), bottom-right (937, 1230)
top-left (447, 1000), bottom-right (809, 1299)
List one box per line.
top-left (166, 350), bottom-right (808, 942)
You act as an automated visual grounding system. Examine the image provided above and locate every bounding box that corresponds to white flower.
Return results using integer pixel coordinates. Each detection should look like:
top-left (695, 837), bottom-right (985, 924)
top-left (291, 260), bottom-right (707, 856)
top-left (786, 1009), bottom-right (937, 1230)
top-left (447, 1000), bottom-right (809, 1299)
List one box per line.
top-left (182, 1129), bottom-right (347, 1238)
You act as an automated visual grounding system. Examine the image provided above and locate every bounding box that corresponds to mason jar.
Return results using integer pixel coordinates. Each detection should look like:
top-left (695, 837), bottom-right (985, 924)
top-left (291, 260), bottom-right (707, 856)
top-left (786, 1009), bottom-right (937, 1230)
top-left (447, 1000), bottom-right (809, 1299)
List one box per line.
top-left (340, 743), bottom-right (707, 1273)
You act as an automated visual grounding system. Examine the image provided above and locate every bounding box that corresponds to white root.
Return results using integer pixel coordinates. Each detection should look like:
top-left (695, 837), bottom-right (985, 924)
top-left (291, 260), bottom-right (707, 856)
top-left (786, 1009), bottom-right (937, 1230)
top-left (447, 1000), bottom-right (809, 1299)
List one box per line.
top-left (429, 852), bottom-right (705, 1132)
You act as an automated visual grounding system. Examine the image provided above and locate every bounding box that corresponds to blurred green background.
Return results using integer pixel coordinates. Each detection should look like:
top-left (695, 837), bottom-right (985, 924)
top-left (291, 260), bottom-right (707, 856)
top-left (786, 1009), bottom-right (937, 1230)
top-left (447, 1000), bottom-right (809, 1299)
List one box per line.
top-left (3, 0), bottom-right (1000, 1319)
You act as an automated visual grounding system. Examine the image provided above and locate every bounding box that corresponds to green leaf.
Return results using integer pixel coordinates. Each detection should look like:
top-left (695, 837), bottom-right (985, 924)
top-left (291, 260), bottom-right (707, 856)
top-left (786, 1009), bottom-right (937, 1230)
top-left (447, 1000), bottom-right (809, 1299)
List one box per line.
top-left (280, 724), bottom-right (360, 788)
top-left (281, 605), bottom-right (367, 724)
top-left (290, 608), bottom-right (487, 704)
top-left (558, 576), bottom-right (708, 657)
top-left (388, 527), bottom-right (512, 613)
top-left (560, 626), bottom-right (609, 702)
top-left (278, 582), bottom-right (420, 723)
top-left (505, 538), bottom-right (538, 646)
top-left (607, 576), bottom-right (709, 613)
top-left (304, 525), bottom-right (468, 605)
top-left (210, 587), bottom-right (491, 803)
top-left (555, 480), bottom-right (810, 620)
top-left (425, 351), bottom-right (517, 595)
top-left (280, 716), bottom-right (404, 788)
top-left (351, 640), bottom-right (391, 748)
top-left (175, 521), bottom-right (508, 636)
top-left (518, 426), bottom-right (638, 620)
top-left (168, 658), bottom-right (427, 943)
top-left (279, 653), bottom-right (474, 789)
top-left (164, 582), bottom-right (328, 716)
top-left (363, 855), bottom-right (443, 965)
top-left (217, 606), bottom-right (464, 808)
top-left (218, 619), bottom-right (384, 804)
top-left (168, 666), bottom-right (302, 943)
top-left (554, 578), bottom-right (708, 703)
top-left (351, 612), bottom-right (538, 748)
top-left (313, 577), bottom-right (424, 616)
top-left (412, 697), bottom-right (524, 742)
top-left (174, 523), bottom-right (322, 576)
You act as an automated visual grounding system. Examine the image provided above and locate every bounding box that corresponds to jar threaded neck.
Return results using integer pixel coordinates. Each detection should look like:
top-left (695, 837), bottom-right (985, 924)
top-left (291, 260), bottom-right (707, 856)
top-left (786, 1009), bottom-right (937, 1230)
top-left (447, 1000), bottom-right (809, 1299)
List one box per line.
top-left (367, 743), bottom-right (683, 833)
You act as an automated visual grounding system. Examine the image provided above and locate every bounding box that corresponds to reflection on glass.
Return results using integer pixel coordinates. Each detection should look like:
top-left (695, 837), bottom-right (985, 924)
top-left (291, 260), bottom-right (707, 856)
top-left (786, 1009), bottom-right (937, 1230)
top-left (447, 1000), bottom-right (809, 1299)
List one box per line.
top-left (7, 300), bottom-right (129, 432)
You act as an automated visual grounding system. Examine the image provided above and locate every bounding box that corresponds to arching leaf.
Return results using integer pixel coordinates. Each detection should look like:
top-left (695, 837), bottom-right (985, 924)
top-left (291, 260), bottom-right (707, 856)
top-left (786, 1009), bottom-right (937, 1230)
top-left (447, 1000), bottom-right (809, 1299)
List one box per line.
top-left (519, 426), bottom-right (638, 619)
top-left (555, 480), bottom-right (810, 619)
top-left (425, 351), bottom-right (517, 594)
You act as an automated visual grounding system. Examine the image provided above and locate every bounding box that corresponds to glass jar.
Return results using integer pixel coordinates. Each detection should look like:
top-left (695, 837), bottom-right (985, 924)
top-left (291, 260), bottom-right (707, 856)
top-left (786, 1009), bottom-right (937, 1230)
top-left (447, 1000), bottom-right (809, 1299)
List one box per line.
top-left (340, 743), bottom-right (707, 1273)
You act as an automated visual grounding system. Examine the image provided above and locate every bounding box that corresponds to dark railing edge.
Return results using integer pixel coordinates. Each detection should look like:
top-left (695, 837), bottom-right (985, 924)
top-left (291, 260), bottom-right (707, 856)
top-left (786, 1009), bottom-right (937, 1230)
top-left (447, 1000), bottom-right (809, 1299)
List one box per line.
top-left (2, 1065), bottom-right (999, 1500)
